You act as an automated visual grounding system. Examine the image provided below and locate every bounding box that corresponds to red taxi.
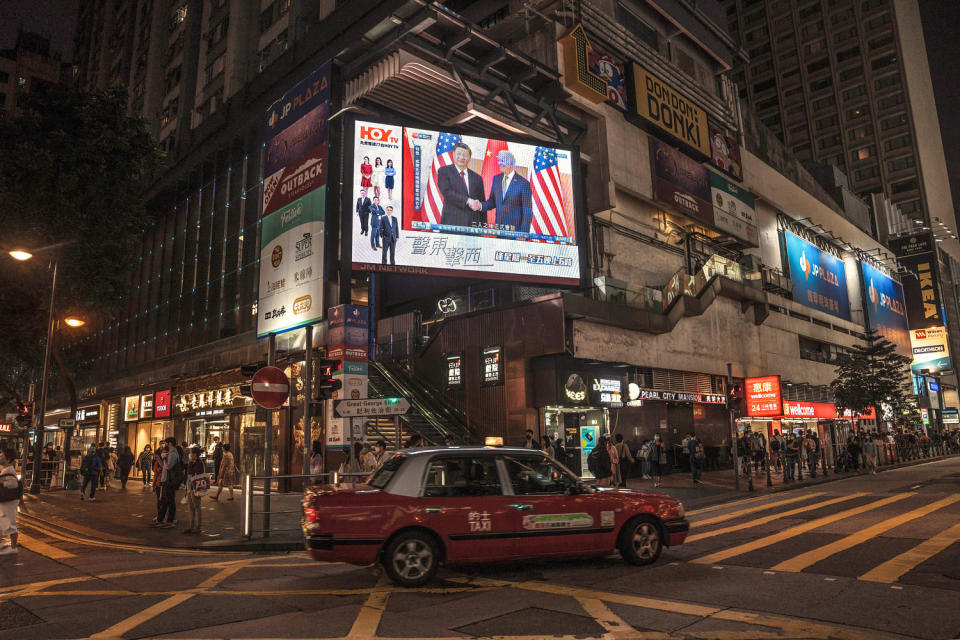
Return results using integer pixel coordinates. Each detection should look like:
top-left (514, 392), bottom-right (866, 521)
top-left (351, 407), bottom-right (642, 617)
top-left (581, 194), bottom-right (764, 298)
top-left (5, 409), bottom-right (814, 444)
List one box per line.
top-left (302, 446), bottom-right (688, 586)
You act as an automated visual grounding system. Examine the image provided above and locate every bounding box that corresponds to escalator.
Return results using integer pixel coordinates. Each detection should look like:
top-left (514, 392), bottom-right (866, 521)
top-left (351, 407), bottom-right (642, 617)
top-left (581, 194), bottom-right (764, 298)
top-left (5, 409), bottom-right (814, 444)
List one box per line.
top-left (366, 359), bottom-right (476, 446)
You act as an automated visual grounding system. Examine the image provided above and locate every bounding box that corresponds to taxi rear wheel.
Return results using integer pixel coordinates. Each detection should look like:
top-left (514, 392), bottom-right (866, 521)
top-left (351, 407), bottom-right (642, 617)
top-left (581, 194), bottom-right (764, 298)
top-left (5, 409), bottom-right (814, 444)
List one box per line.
top-left (618, 517), bottom-right (663, 566)
top-left (383, 531), bottom-right (440, 587)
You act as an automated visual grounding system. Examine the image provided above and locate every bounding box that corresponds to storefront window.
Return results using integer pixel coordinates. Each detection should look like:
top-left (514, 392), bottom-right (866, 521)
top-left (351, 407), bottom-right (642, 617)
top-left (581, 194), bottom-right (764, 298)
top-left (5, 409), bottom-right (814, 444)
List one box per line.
top-left (543, 406), bottom-right (608, 479)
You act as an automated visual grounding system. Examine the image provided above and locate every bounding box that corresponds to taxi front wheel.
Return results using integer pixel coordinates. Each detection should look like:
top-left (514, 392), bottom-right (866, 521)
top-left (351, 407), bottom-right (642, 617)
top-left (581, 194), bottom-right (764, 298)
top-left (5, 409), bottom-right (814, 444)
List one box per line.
top-left (618, 517), bottom-right (663, 566)
top-left (383, 531), bottom-right (440, 587)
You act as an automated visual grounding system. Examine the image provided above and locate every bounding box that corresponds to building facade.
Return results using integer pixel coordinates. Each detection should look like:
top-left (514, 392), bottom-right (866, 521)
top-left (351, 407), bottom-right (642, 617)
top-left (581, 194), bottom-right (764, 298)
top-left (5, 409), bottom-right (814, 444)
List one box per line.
top-left (0, 30), bottom-right (70, 116)
top-left (51, 0), bottom-right (953, 476)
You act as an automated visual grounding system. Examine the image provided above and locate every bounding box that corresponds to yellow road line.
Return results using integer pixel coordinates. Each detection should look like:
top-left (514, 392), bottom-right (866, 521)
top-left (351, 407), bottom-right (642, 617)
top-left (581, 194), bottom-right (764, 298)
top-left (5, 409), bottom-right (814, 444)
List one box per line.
top-left (692, 493), bottom-right (914, 565)
top-left (575, 596), bottom-right (634, 638)
top-left (772, 494), bottom-right (960, 573)
top-left (16, 532), bottom-right (76, 560)
top-left (686, 494), bottom-right (778, 516)
top-left (89, 558), bottom-right (260, 639)
top-left (347, 574), bottom-right (390, 639)
top-left (693, 492), bottom-right (826, 527)
top-left (686, 493), bottom-right (867, 543)
top-left (18, 515), bottom-right (241, 556)
top-left (860, 520), bottom-right (960, 583)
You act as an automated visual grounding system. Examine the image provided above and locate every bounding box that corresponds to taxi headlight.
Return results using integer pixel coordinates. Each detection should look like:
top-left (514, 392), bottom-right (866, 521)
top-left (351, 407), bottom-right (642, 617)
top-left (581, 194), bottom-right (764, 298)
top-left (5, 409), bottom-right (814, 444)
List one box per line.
top-left (675, 501), bottom-right (685, 518)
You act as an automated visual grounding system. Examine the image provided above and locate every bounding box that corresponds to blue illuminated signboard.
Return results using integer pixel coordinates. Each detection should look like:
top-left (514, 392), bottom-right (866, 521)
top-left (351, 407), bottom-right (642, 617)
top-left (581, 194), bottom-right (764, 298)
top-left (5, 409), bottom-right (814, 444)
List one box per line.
top-left (860, 261), bottom-right (910, 357)
top-left (783, 231), bottom-right (850, 320)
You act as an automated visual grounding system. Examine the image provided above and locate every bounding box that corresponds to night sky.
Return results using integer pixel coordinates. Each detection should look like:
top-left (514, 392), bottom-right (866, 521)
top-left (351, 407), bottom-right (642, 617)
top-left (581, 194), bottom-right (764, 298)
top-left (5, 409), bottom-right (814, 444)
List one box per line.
top-left (0, 0), bottom-right (958, 218)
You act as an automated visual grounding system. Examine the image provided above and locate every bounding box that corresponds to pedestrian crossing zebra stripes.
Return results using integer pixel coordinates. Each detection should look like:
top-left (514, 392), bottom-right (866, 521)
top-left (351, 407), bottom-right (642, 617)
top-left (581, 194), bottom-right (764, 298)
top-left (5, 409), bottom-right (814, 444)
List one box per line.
top-left (685, 488), bottom-right (960, 584)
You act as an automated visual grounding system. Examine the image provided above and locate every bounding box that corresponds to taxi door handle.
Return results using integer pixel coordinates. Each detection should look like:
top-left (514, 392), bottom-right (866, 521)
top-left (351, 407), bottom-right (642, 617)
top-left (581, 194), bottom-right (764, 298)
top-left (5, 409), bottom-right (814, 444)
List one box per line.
top-left (510, 504), bottom-right (533, 511)
top-left (425, 507), bottom-right (444, 514)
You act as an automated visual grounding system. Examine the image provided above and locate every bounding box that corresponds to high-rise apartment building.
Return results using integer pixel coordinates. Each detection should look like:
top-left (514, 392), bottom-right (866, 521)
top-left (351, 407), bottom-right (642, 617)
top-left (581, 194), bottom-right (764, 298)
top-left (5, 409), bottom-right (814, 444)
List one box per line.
top-left (0, 30), bottom-right (70, 116)
top-left (723, 0), bottom-right (955, 238)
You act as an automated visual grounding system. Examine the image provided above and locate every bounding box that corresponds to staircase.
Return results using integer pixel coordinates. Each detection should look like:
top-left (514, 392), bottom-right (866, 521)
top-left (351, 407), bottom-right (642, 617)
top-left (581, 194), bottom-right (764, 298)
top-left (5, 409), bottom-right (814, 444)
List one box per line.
top-left (366, 358), bottom-right (475, 446)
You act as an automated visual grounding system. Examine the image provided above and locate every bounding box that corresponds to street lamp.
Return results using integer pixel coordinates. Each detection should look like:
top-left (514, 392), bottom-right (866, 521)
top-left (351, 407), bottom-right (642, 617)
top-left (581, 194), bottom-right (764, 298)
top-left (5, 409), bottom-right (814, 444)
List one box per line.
top-left (5, 244), bottom-right (72, 494)
top-left (9, 250), bottom-right (33, 261)
top-left (64, 317), bottom-right (86, 328)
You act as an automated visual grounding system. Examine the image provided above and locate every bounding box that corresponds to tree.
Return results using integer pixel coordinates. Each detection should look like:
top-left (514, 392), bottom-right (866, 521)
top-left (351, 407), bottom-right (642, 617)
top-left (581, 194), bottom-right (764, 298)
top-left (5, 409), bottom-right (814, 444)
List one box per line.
top-left (831, 329), bottom-right (915, 426)
top-left (0, 86), bottom-right (163, 410)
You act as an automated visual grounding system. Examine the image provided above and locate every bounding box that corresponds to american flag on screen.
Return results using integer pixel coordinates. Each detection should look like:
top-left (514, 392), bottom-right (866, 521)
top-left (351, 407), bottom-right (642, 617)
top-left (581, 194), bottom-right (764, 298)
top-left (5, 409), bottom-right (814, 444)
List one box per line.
top-left (531, 146), bottom-right (567, 237)
top-left (421, 131), bottom-right (462, 226)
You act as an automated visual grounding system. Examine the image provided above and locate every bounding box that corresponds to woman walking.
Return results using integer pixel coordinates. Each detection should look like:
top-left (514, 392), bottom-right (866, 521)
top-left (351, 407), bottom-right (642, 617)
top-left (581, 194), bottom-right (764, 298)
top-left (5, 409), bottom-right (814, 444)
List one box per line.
top-left (0, 448), bottom-right (24, 555)
top-left (210, 443), bottom-right (235, 501)
top-left (105, 447), bottom-right (117, 490)
top-left (184, 446), bottom-right (205, 534)
top-left (137, 445), bottom-right (153, 489)
top-left (118, 446), bottom-right (135, 489)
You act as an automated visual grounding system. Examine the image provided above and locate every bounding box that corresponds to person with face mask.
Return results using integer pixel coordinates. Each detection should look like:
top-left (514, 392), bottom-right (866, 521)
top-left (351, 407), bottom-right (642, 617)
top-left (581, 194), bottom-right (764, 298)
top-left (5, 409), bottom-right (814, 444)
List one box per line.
top-left (184, 446), bottom-right (205, 534)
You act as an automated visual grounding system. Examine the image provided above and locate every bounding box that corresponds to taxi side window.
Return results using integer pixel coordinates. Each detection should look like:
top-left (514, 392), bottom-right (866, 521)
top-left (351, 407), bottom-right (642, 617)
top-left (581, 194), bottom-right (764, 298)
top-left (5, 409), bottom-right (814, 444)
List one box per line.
top-left (422, 456), bottom-right (502, 497)
top-left (503, 455), bottom-right (572, 495)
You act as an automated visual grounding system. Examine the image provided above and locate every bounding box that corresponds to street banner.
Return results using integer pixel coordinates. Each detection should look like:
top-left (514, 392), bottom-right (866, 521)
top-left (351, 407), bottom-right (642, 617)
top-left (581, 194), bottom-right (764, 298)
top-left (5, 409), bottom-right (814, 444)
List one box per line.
top-left (889, 231), bottom-right (945, 331)
top-left (257, 189), bottom-right (325, 337)
top-left (860, 261), bottom-right (911, 357)
top-left (709, 169), bottom-right (757, 246)
top-left (783, 231), bottom-right (850, 320)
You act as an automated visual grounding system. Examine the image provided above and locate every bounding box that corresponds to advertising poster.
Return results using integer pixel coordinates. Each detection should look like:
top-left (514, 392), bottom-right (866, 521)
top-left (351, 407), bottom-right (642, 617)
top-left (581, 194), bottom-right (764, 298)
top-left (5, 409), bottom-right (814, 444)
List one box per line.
top-left (588, 47), bottom-right (627, 110)
top-left (889, 231), bottom-right (944, 331)
top-left (350, 120), bottom-right (580, 285)
top-left (860, 261), bottom-right (910, 357)
top-left (259, 62), bottom-right (330, 339)
top-left (257, 189), bottom-right (326, 337)
top-left (123, 396), bottom-right (140, 422)
top-left (910, 326), bottom-right (951, 373)
top-left (579, 425), bottom-right (598, 480)
top-left (651, 139), bottom-right (713, 226)
top-left (783, 231), bottom-right (850, 320)
top-left (709, 170), bottom-right (758, 246)
top-left (154, 390), bottom-right (171, 418)
top-left (708, 123), bottom-right (743, 181)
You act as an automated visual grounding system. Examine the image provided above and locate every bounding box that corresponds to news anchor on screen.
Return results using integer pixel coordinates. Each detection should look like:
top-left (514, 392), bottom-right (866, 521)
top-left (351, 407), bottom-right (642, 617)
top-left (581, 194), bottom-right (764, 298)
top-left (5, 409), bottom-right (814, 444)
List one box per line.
top-left (476, 150), bottom-right (533, 233)
top-left (437, 142), bottom-right (484, 230)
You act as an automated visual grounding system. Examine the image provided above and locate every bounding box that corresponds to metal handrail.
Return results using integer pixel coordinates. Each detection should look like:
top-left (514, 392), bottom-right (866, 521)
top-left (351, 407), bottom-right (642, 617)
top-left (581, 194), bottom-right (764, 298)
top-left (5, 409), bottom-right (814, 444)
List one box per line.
top-left (242, 472), bottom-right (372, 538)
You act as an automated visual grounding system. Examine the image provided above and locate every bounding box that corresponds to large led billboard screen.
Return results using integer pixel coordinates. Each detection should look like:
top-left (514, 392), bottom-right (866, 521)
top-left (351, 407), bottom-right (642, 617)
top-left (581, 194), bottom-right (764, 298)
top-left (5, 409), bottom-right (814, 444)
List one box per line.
top-left (783, 231), bottom-right (850, 320)
top-left (350, 120), bottom-right (581, 285)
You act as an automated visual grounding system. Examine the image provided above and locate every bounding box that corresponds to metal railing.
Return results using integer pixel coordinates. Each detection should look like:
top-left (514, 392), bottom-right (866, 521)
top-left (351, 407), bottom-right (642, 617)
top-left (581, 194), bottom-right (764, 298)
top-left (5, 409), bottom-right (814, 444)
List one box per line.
top-left (241, 471), bottom-right (371, 539)
top-left (22, 460), bottom-right (66, 491)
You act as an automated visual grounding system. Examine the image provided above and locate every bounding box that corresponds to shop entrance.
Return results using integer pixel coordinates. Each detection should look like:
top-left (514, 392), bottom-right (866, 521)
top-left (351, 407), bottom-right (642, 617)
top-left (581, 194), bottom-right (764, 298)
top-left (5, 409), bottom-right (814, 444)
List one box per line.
top-left (543, 406), bottom-right (609, 479)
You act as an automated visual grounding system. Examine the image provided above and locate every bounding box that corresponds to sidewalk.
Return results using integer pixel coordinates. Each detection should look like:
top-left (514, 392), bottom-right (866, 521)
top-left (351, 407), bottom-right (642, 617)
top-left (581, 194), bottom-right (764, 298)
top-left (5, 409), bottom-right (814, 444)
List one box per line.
top-left (22, 481), bottom-right (304, 551)
top-left (626, 451), bottom-right (960, 510)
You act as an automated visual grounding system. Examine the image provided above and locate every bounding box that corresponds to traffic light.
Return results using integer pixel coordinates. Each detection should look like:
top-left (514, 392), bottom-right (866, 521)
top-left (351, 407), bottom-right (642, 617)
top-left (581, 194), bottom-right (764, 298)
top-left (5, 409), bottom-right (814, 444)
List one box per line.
top-left (15, 401), bottom-right (32, 427)
top-left (239, 362), bottom-right (266, 397)
top-left (316, 358), bottom-right (342, 400)
top-left (726, 381), bottom-right (744, 413)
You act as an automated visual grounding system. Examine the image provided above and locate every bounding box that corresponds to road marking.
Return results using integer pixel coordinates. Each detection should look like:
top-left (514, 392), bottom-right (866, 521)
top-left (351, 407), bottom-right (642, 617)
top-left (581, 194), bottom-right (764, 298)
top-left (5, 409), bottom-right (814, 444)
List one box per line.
top-left (772, 494), bottom-right (960, 573)
top-left (89, 558), bottom-right (260, 639)
top-left (686, 493), bottom-right (784, 516)
top-left (692, 492), bottom-right (826, 527)
top-left (16, 532), bottom-right (76, 559)
top-left (692, 493), bottom-right (914, 565)
top-left (860, 520), bottom-right (960, 583)
top-left (686, 493), bottom-right (867, 543)
top-left (347, 574), bottom-right (390, 639)
top-left (18, 514), bottom-right (241, 556)
top-left (575, 597), bottom-right (634, 638)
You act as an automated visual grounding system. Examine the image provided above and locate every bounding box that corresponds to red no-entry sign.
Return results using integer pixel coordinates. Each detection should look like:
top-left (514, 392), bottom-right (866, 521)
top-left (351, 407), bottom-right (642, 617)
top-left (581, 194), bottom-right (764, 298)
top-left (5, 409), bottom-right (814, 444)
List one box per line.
top-left (251, 366), bottom-right (290, 409)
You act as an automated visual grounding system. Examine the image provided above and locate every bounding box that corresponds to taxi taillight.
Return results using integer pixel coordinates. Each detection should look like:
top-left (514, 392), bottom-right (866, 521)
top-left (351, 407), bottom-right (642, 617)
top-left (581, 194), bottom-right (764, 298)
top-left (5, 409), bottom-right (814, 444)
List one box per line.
top-left (304, 507), bottom-right (320, 522)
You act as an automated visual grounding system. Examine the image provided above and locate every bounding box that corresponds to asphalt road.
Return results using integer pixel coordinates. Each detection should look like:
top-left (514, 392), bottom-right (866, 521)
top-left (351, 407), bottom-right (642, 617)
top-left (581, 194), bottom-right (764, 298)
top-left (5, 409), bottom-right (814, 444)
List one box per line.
top-left (2, 457), bottom-right (959, 639)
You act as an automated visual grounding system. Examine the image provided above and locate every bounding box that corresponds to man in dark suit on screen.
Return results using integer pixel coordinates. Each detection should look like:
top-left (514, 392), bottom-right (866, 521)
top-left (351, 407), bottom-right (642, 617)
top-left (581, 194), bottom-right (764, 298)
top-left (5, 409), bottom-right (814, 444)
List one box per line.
top-left (437, 142), bottom-right (484, 231)
top-left (479, 150), bottom-right (534, 233)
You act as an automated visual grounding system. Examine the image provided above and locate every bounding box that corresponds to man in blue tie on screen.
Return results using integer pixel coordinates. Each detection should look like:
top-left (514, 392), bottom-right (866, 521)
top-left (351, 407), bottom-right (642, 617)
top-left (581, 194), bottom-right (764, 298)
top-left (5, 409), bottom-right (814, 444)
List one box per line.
top-left (473, 150), bottom-right (534, 234)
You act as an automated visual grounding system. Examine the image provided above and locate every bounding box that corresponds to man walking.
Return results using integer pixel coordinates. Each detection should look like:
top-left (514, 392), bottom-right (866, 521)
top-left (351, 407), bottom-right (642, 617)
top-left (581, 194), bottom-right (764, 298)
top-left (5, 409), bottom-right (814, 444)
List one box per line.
top-left (211, 437), bottom-right (223, 484)
top-left (784, 435), bottom-right (800, 482)
top-left (614, 434), bottom-right (634, 487)
top-left (687, 434), bottom-right (704, 485)
top-left (154, 438), bottom-right (182, 529)
top-left (862, 433), bottom-right (879, 474)
top-left (80, 446), bottom-right (102, 501)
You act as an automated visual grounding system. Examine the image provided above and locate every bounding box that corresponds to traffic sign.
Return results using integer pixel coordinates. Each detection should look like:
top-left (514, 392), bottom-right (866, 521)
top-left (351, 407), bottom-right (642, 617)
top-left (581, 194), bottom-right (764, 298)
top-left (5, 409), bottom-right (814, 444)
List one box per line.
top-left (334, 398), bottom-right (410, 417)
top-left (251, 366), bottom-right (290, 409)
top-left (58, 418), bottom-right (76, 428)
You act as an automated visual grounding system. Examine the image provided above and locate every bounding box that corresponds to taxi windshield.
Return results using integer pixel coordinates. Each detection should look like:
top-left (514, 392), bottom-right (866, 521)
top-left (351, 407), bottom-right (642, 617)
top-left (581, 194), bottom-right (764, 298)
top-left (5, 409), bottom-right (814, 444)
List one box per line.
top-left (367, 453), bottom-right (406, 488)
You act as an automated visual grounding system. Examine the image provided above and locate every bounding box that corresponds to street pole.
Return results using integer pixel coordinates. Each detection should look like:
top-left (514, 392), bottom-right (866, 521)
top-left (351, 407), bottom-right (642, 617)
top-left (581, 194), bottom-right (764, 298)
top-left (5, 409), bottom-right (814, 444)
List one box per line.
top-left (264, 332), bottom-right (276, 537)
top-left (727, 363), bottom-right (740, 491)
top-left (304, 324), bottom-right (313, 480)
top-left (31, 259), bottom-right (58, 495)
